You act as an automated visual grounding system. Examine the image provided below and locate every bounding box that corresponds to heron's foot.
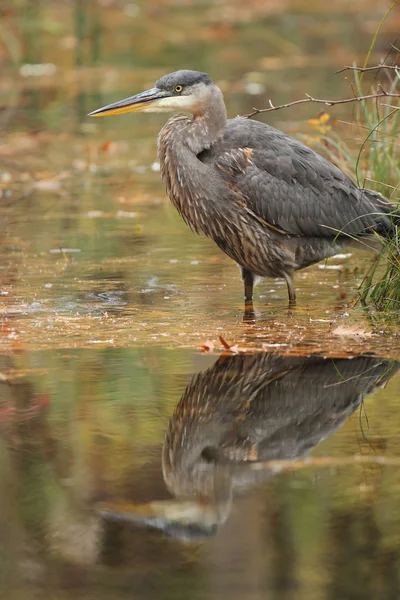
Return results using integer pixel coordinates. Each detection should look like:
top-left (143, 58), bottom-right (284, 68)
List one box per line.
top-left (283, 271), bottom-right (297, 306)
top-left (287, 299), bottom-right (297, 316)
top-left (242, 268), bottom-right (255, 304)
top-left (243, 300), bottom-right (255, 322)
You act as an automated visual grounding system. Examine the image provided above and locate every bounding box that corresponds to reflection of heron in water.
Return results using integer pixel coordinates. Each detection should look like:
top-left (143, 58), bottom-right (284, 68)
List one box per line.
top-left (98, 353), bottom-right (398, 540)
top-left (89, 70), bottom-right (397, 306)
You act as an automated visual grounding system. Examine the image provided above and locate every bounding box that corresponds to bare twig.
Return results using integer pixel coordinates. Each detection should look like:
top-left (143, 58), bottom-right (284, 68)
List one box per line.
top-left (244, 91), bottom-right (400, 118)
top-left (249, 454), bottom-right (400, 472)
top-left (380, 103), bottom-right (400, 110)
top-left (350, 81), bottom-right (358, 99)
top-left (336, 64), bottom-right (400, 74)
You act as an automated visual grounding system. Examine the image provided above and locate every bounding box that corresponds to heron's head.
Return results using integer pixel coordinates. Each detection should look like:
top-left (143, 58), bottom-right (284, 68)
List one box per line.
top-left (89, 70), bottom-right (217, 118)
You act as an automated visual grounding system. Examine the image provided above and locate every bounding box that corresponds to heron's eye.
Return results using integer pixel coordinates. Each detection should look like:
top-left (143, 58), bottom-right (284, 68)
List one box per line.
top-left (174, 85), bottom-right (183, 93)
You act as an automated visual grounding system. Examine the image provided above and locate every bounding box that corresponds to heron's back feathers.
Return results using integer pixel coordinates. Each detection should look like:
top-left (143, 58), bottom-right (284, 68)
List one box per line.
top-left (201, 117), bottom-right (397, 239)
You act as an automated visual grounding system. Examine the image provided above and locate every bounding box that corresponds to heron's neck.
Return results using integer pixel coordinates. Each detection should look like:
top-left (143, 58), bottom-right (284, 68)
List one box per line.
top-left (157, 89), bottom-right (229, 234)
top-left (187, 89), bottom-right (227, 153)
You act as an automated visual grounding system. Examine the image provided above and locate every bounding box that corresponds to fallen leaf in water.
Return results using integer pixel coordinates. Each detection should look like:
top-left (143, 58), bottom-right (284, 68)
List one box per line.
top-left (219, 336), bottom-right (239, 353)
top-left (331, 324), bottom-right (373, 339)
top-left (201, 340), bottom-right (215, 352)
top-left (219, 335), bottom-right (231, 350)
top-left (100, 141), bottom-right (113, 153)
top-left (33, 179), bottom-right (61, 191)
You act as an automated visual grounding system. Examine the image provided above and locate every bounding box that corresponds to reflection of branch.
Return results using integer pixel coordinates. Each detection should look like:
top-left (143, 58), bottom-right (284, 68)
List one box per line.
top-left (245, 91), bottom-right (400, 117)
top-left (336, 64), bottom-right (400, 74)
top-left (252, 454), bottom-right (400, 472)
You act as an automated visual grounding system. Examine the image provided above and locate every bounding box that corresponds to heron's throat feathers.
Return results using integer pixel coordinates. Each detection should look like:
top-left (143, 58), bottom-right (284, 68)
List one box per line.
top-left (157, 107), bottom-right (229, 235)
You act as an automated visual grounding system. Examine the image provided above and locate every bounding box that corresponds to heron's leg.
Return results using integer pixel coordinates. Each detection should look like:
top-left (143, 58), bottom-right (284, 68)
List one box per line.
top-left (283, 271), bottom-right (296, 306)
top-left (241, 268), bottom-right (254, 303)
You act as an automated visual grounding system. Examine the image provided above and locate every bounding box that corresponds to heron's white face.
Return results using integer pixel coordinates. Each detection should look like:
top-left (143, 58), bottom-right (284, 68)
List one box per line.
top-left (143, 82), bottom-right (212, 115)
top-left (89, 81), bottom-right (214, 118)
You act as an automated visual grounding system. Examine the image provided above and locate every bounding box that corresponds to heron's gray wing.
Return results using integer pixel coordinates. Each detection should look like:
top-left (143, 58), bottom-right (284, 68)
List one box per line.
top-left (212, 118), bottom-right (393, 237)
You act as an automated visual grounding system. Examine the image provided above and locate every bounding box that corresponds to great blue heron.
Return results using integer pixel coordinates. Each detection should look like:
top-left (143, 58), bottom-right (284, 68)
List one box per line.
top-left (89, 70), bottom-right (397, 305)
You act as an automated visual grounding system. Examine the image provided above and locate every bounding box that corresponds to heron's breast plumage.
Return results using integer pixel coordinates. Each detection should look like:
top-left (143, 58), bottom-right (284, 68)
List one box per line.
top-left (157, 116), bottom-right (297, 277)
top-left (158, 116), bottom-right (202, 232)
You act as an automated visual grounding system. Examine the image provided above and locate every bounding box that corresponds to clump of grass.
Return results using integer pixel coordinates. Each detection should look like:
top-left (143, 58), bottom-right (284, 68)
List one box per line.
top-left (303, 63), bottom-right (400, 314)
top-left (368, 238), bottom-right (400, 310)
top-left (352, 69), bottom-right (400, 311)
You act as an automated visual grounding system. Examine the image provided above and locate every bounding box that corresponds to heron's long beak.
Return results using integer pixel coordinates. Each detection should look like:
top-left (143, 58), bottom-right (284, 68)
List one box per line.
top-left (96, 500), bottom-right (220, 540)
top-left (88, 87), bottom-right (169, 117)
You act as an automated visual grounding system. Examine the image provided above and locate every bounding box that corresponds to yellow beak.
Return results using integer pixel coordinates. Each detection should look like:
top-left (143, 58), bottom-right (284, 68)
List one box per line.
top-left (88, 87), bottom-right (168, 117)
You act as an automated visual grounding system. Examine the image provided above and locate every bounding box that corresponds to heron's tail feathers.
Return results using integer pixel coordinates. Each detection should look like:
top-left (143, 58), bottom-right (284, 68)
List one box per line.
top-left (361, 188), bottom-right (399, 237)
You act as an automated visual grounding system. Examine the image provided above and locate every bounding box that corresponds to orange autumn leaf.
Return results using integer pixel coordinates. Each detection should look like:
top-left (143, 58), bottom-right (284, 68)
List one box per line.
top-left (219, 335), bottom-right (231, 350)
top-left (201, 340), bottom-right (215, 352)
top-left (218, 336), bottom-right (239, 353)
top-left (319, 112), bottom-right (330, 124)
top-left (100, 141), bottom-right (117, 153)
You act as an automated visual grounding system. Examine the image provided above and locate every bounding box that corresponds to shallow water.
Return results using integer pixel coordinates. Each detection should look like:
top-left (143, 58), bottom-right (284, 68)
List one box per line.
top-left (1, 187), bottom-right (400, 357)
top-left (1, 1), bottom-right (400, 599)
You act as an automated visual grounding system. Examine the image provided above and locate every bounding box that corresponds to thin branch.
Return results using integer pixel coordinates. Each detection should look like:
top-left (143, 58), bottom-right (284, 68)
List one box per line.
top-left (380, 103), bottom-right (400, 110)
top-left (336, 64), bottom-right (400, 74)
top-left (244, 91), bottom-right (400, 118)
top-left (350, 81), bottom-right (358, 99)
top-left (249, 454), bottom-right (400, 472)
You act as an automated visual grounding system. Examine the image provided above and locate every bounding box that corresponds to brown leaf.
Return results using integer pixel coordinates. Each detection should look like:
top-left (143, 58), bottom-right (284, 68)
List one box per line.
top-left (218, 336), bottom-right (240, 353)
top-left (331, 324), bottom-right (373, 338)
top-left (201, 340), bottom-right (215, 352)
top-left (228, 344), bottom-right (239, 354)
top-left (218, 335), bottom-right (231, 350)
top-left (100, 140), bottom-right (115, 153)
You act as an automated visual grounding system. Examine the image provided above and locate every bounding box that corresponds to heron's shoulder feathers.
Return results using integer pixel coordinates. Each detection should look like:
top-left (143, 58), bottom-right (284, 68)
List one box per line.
top-left (206, 118), bottom-right (394, 238)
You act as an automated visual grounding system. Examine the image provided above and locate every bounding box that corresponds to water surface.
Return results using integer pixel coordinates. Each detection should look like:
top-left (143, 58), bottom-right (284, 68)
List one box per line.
top-left (1, 347), bottom-right (400, 600)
